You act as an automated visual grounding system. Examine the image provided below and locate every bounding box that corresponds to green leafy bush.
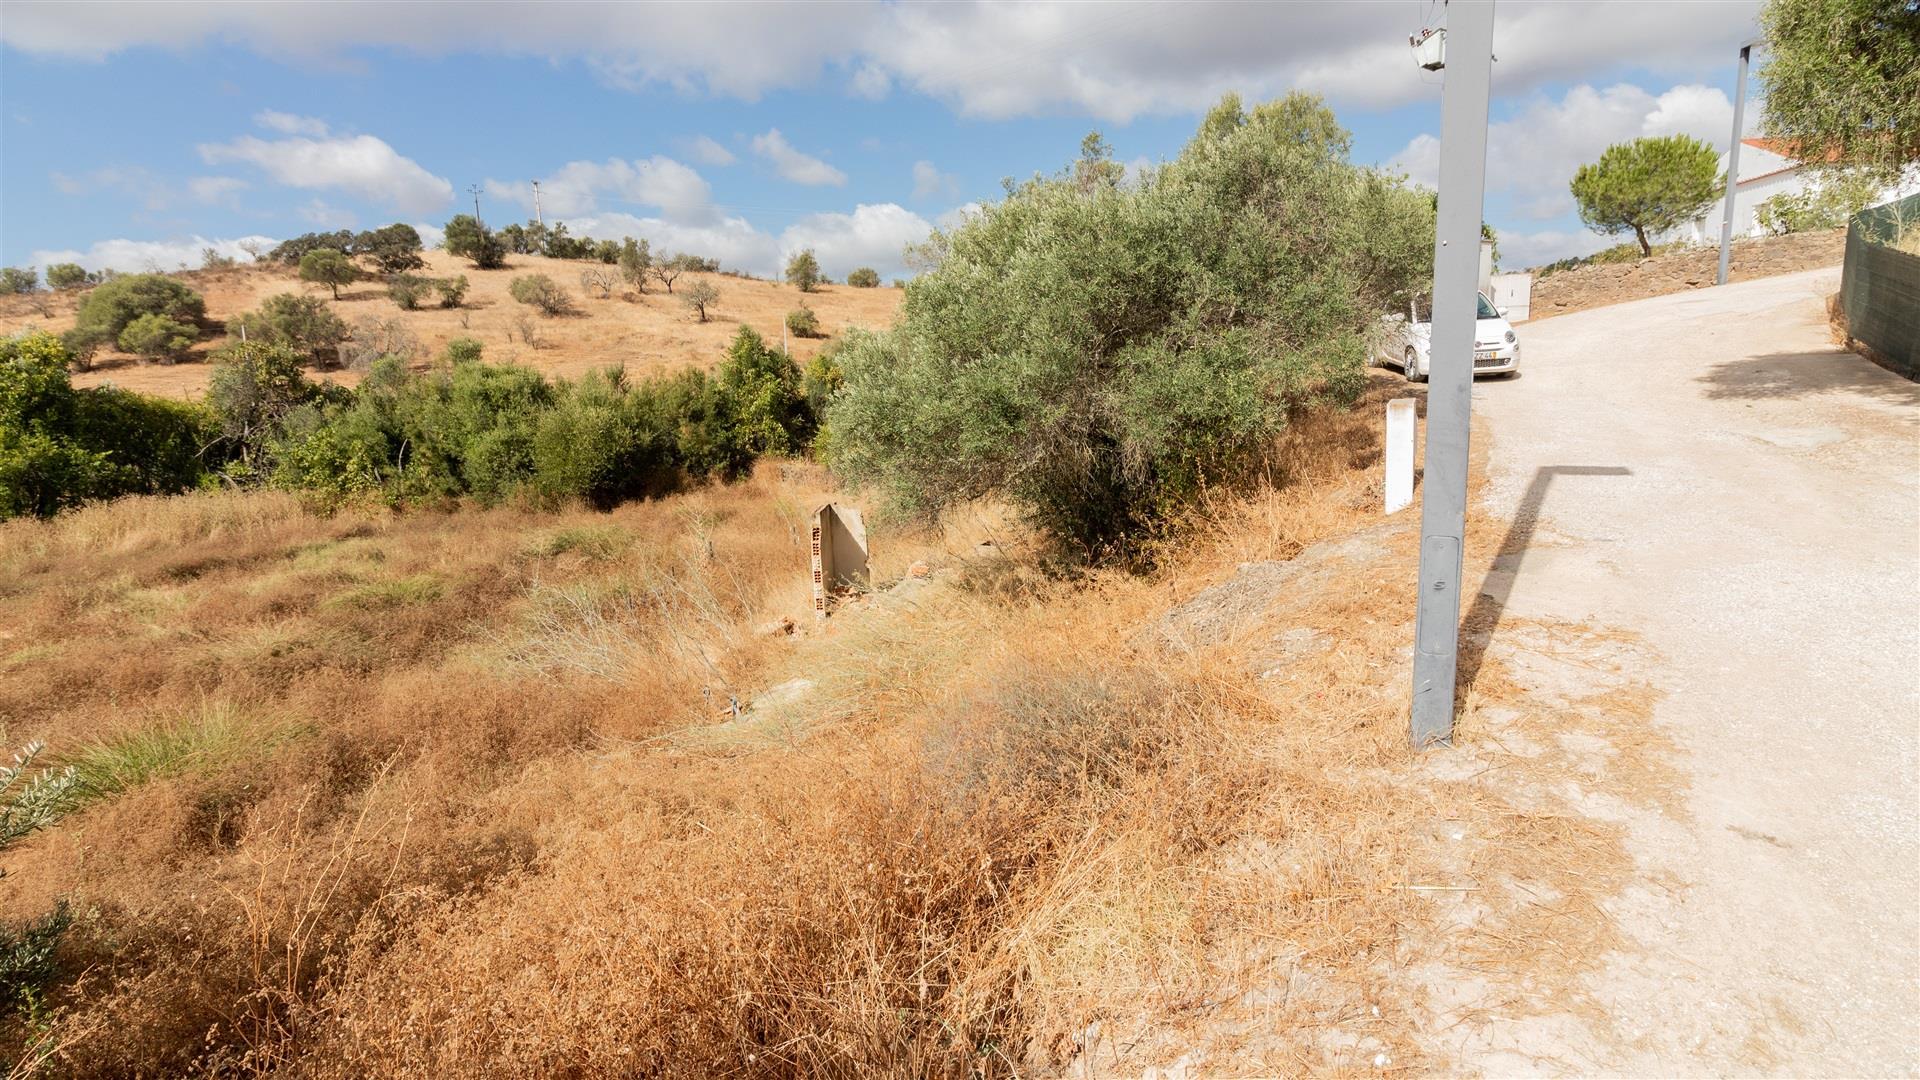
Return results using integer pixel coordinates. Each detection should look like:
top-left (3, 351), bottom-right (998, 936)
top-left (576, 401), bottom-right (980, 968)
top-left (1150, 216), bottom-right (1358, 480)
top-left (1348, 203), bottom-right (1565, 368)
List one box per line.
top-left (2, 332), bottom-right (219, 518)
top-left (785, 249), bottom-right (822, 292)
top-left (510, 274), bottom-right (575, 316)
top-left (206, 341), bottom-right (335, 474)
top-left (1753, 170), bottom-right (1884, 234)
top-left (226, 293), bottom-right (349, 366)
top-left (388, 274), bottom-right (434, 310)
top-left (785, 304), bottom-right (822, 338)
top-left (0, 268), bottom-right (39, 295)
top-left (845, 266), bottom-right (880, 288)
top-left (444, 337), bottom-right (484, 365)
top-left (444, 214), bottom-right (508, 269)
top-left (269, 230), bottom-right (355, 265)
top-left (825, 94), bottom-right (1434, 558)
top-left (116, 312), bottom-right (197, 363)
top-left (354, 223), bottom-right (426, 274)
top-left (299, 248), bottom-right (358, 299)
top-left (71, 274), bottom-right (205, 353)
top-left (435, 275), bottom-right (469, 308)
top-left (45, 263), bottom-right (92, 291)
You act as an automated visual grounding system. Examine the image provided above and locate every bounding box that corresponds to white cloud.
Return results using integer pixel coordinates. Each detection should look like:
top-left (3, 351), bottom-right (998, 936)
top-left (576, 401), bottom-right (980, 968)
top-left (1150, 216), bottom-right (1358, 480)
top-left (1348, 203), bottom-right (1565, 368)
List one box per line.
top-left (686, 135), bottom-right (737, 167)
top-left (413, 221), bottom-right (446, 251)
top-left (911, 160), bottom-right (958, 200)
top-left (29, 234), bottom-right (277, 274)
top-left (751, 129), bottom-right (847, 187)
top-left (255, 109), bottom-right (329, 136)
top-left (0, 2), bottom-right (1765, 121)
top-left (188, 176), bottom-right (248, 204)
top-left (1496, 228), bottom-right (1616, 270)
top-left (1391, 83), bottom-right (1736, 221)
top-left (198, 129), bottom-right (453, 214)
top-left (849, 63), bottom-right (891, 101)
top-left (486, 156), bottom-right (714, 224)
top-left (779, 203), bottom-right (934, 279)
top-left (296, 198), bottom-right (356, 228)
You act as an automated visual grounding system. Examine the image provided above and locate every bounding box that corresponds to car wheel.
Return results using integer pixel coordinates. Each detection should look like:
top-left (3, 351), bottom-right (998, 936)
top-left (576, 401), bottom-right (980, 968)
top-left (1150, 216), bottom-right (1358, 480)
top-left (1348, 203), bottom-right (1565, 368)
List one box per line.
top-left (1405, 347), bottom-right (1426, 383)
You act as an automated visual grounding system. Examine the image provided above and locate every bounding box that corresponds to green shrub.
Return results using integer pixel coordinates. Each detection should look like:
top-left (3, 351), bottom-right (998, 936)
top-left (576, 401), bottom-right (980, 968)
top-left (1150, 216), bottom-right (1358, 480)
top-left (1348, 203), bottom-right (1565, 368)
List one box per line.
top-left (116, 312), bottom-right (197, 363)
top-left (717, 326), bottom-right (811, 458)
top-left (71, 274), bottom-right (205, 353)
top-left (227, 293), bottom-right (349, 366)
top-left (785, 304), bottom-right (822, 338)
top-left (1753, 170), bottom-right (1884, 234)
top-left (444, 337), bottom-right (484, 365)
top-left (388, 274), bottom-right (433, 310)
top-left (354, 223), bottom-right (426, 274)
top-left (511, 274), bottom-right (574, 316)
top-left (825, 94), bottom-right (1433, 558)
top-left (207, 341), bottom-right (333, 473)
top-left (435, 275), bottom-right (469, 308)
top-left (44, 263), bottom-right (91, 291)
top-left (0, 268), bottom-right (39, 295)
top-left (269, 230), bottom-right (355, 265)
top-left (785, 249), bottom-right (822, 292)
top-left (299, 248), bottom-right (358, 299)
top-left (2, 333), bottom-right (219, 517)
top-left (444, 215), bottom-right (508, 269)
top-left (845, 266), bottom-right (880, 288)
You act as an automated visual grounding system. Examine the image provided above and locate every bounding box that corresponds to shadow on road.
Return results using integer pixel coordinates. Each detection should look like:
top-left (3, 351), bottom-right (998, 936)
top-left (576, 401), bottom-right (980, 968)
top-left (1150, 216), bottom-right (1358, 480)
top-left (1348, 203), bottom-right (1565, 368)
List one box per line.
top-left (1696, 350), bottom-right (1920, 405)
top-left (1457, 465), bottom-right (1632, 698)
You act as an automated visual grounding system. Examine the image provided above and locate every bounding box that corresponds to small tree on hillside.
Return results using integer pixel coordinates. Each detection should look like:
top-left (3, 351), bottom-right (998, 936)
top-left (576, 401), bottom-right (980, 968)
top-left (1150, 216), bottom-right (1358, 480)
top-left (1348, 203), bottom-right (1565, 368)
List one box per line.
top-left (845, 266), bottom-right (880, 288)
top-left (354, 223), bottom-right (427, 275)
top-left (444, 214), bottom-right (508, 269)
top-left (71, 274), bottom-right (205, 353)
top-left (299, 248), bottom-right (358, 299)
top-left (681, 280), bottom-right (719, 322)
top-left (45, 264), bottom-right (92, 291)
top-left (1758, 0), bottom-right (1920, 181)
top-left (785, 249), bottom-right (821, 292)
top-left (785, 304), bottom-right (822, 338)
top-left (1570, 135), bottom-right (1721, 256)
top-left (619, 237), bottom-right (651, 291)
top-left (650, 256), bottom-right (686, 294)
top-left (0, 268), bottom-right (38, 294)
top-left (227, 293), bottom-right (349, 366)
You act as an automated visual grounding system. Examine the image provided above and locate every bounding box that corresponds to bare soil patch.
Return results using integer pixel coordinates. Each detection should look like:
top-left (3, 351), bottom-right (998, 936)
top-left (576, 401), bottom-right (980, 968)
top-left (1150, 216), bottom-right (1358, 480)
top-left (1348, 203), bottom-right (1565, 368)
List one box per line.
top-left (1528, 229), bottom-right (1844, 321)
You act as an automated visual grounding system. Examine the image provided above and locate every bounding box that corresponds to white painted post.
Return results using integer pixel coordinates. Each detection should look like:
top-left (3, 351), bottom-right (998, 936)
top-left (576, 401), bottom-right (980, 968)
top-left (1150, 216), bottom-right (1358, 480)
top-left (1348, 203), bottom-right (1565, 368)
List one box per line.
top-left (1385, 398), bottom-right (1416, 515)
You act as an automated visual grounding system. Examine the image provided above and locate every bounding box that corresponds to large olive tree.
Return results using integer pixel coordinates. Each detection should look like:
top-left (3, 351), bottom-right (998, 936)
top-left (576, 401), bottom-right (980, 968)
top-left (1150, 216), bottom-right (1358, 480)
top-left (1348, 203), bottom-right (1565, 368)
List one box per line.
top-left (1758, 0), bottom-right (1920, 180)
top-left (824, 93), bottom-right (1435, 560)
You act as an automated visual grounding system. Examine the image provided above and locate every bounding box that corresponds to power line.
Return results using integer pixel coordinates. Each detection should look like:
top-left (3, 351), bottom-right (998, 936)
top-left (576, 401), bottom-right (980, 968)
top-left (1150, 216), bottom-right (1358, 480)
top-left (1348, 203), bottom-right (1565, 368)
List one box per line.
top-left (468, 184), bottom-right (483, 225)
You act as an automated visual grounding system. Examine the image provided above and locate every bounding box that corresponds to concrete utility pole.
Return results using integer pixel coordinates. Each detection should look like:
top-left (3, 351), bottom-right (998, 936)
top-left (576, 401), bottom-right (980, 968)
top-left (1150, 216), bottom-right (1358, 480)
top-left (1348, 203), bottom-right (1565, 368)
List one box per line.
top-left (1410, 0), bottom-right (1496, 748)
top-left (469, 184), bottom-right (484, 225)
top-left (532, 180), bottom-right (544, 228)
top-left (1716, 42), bottom-right (1757, 287)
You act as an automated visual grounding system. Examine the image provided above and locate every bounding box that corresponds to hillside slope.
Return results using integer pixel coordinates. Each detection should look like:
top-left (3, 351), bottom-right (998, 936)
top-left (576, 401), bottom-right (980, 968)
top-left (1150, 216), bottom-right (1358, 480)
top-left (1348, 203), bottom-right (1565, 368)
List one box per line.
top-left (1525, 228), bottom-right (1844, 321)
top-left (0, 251), bottom-right (903, 399)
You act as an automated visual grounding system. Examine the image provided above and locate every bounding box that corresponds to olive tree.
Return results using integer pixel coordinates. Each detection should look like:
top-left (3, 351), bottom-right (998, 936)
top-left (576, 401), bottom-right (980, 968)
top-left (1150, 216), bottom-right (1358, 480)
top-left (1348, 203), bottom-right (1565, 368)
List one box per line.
top-left (680, 280), bottom-right (719, 322)
top-left (45, 264), bottom-right (92, 291)
top-left (510, 274), bottom-right (575, 316)
top-left (118, 313), bottom-right (197, 363)
top-left (443, 214), bottom-right (508, 269)
top-left (845, 267), bottom-right (880, 288)
top-left (299, 248), bottom-right (359, 299)
top-left (1758, 0), bottom-right (1920, 180)
top-left (784, 249), bottom-right (821, 292)
top-left (1570, 135), bottom-right (1722, 257)
top-left (825, 92), bottom-right (1435, 559)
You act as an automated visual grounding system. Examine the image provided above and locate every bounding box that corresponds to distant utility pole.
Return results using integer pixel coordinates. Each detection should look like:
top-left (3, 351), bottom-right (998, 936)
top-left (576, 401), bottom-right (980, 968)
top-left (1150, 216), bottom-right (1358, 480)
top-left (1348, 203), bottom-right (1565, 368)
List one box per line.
top-left (469, 184), bottom-right (484, 225)
top-left (1409, 0), bottom-right (1495, 749)
top-left (532, 181), bottom-right (544, 228)
top-left (1716, 41), bottom-right (1759, 287)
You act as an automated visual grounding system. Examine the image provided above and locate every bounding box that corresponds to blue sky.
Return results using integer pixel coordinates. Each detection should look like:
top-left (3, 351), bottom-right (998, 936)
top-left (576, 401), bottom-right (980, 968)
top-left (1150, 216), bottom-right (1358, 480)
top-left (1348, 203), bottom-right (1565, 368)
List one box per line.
top-left (1, 1), bottom-right (1766, 279)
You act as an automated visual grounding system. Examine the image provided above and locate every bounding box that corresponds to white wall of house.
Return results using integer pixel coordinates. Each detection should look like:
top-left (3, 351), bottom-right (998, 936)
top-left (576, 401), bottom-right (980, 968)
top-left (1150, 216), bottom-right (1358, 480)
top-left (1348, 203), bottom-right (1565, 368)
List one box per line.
top-left (1677, 142), bottom-right (1920, 246)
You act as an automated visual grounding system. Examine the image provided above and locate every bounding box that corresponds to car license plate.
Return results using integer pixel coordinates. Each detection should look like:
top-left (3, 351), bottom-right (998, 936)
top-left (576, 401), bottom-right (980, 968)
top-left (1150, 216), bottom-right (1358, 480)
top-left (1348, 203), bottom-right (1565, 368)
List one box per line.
top-left (1474, 350), bottom-right (1498, 360)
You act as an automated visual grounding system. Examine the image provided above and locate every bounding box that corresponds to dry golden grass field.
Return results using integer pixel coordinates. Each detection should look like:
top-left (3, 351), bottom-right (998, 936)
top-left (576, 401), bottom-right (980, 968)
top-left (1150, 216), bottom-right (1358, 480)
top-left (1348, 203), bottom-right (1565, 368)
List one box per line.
top-left (0, 374), bottom-right (1671, 1076)
top-left (0, 251), bottom-right (904, 399)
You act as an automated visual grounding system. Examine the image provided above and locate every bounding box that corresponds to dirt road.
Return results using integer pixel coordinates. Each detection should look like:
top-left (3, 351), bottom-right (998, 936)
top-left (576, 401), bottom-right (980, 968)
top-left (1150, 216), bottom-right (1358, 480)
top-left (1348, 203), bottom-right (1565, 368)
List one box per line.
top-left (1461, 266), bottom-right (1919, 1075)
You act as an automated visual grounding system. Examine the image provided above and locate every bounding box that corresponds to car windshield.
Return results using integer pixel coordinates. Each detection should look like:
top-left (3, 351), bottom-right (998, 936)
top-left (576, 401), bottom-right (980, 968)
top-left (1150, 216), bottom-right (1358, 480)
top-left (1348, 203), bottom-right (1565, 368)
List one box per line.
top-left (1412, 294), bottom-right (1501, 321)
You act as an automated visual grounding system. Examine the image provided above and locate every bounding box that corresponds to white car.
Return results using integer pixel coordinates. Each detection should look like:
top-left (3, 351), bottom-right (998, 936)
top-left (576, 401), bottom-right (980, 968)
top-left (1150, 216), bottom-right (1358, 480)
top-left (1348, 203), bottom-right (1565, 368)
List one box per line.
top-left (1375, 292), bottom-right (1520, 381)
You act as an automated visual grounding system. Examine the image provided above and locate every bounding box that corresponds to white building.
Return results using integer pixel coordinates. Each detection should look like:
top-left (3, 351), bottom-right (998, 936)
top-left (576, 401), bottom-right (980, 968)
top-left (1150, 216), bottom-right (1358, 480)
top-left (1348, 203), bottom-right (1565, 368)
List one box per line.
top-left (1680, 138), bottom-right (1920, 244)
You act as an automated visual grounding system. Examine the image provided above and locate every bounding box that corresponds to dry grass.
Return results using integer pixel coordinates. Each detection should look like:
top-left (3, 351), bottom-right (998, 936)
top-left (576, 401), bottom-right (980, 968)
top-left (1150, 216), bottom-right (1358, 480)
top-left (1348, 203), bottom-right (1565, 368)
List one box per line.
top-left (0, 253), bottom-right (902, 401)
top-left (0, 376), bottom-right (1672, 1075)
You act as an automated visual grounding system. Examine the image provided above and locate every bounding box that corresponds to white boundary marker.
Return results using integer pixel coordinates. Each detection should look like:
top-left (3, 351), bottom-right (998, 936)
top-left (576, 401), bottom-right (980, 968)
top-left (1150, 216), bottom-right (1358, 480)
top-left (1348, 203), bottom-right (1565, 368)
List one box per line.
top-left (1385, 398), bottom-right (1416, 515)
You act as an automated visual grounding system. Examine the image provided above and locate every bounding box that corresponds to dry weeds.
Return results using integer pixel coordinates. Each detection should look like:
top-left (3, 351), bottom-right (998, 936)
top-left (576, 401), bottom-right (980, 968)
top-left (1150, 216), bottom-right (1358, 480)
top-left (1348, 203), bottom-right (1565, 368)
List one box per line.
top-left (0, 376), bottom-right (1674, 1076)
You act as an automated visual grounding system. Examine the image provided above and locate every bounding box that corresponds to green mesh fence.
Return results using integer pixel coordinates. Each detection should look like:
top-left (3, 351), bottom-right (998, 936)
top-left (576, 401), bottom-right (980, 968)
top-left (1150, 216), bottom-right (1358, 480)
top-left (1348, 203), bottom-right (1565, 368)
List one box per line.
top-left (1840, 191), bottom-right (1920, 379)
